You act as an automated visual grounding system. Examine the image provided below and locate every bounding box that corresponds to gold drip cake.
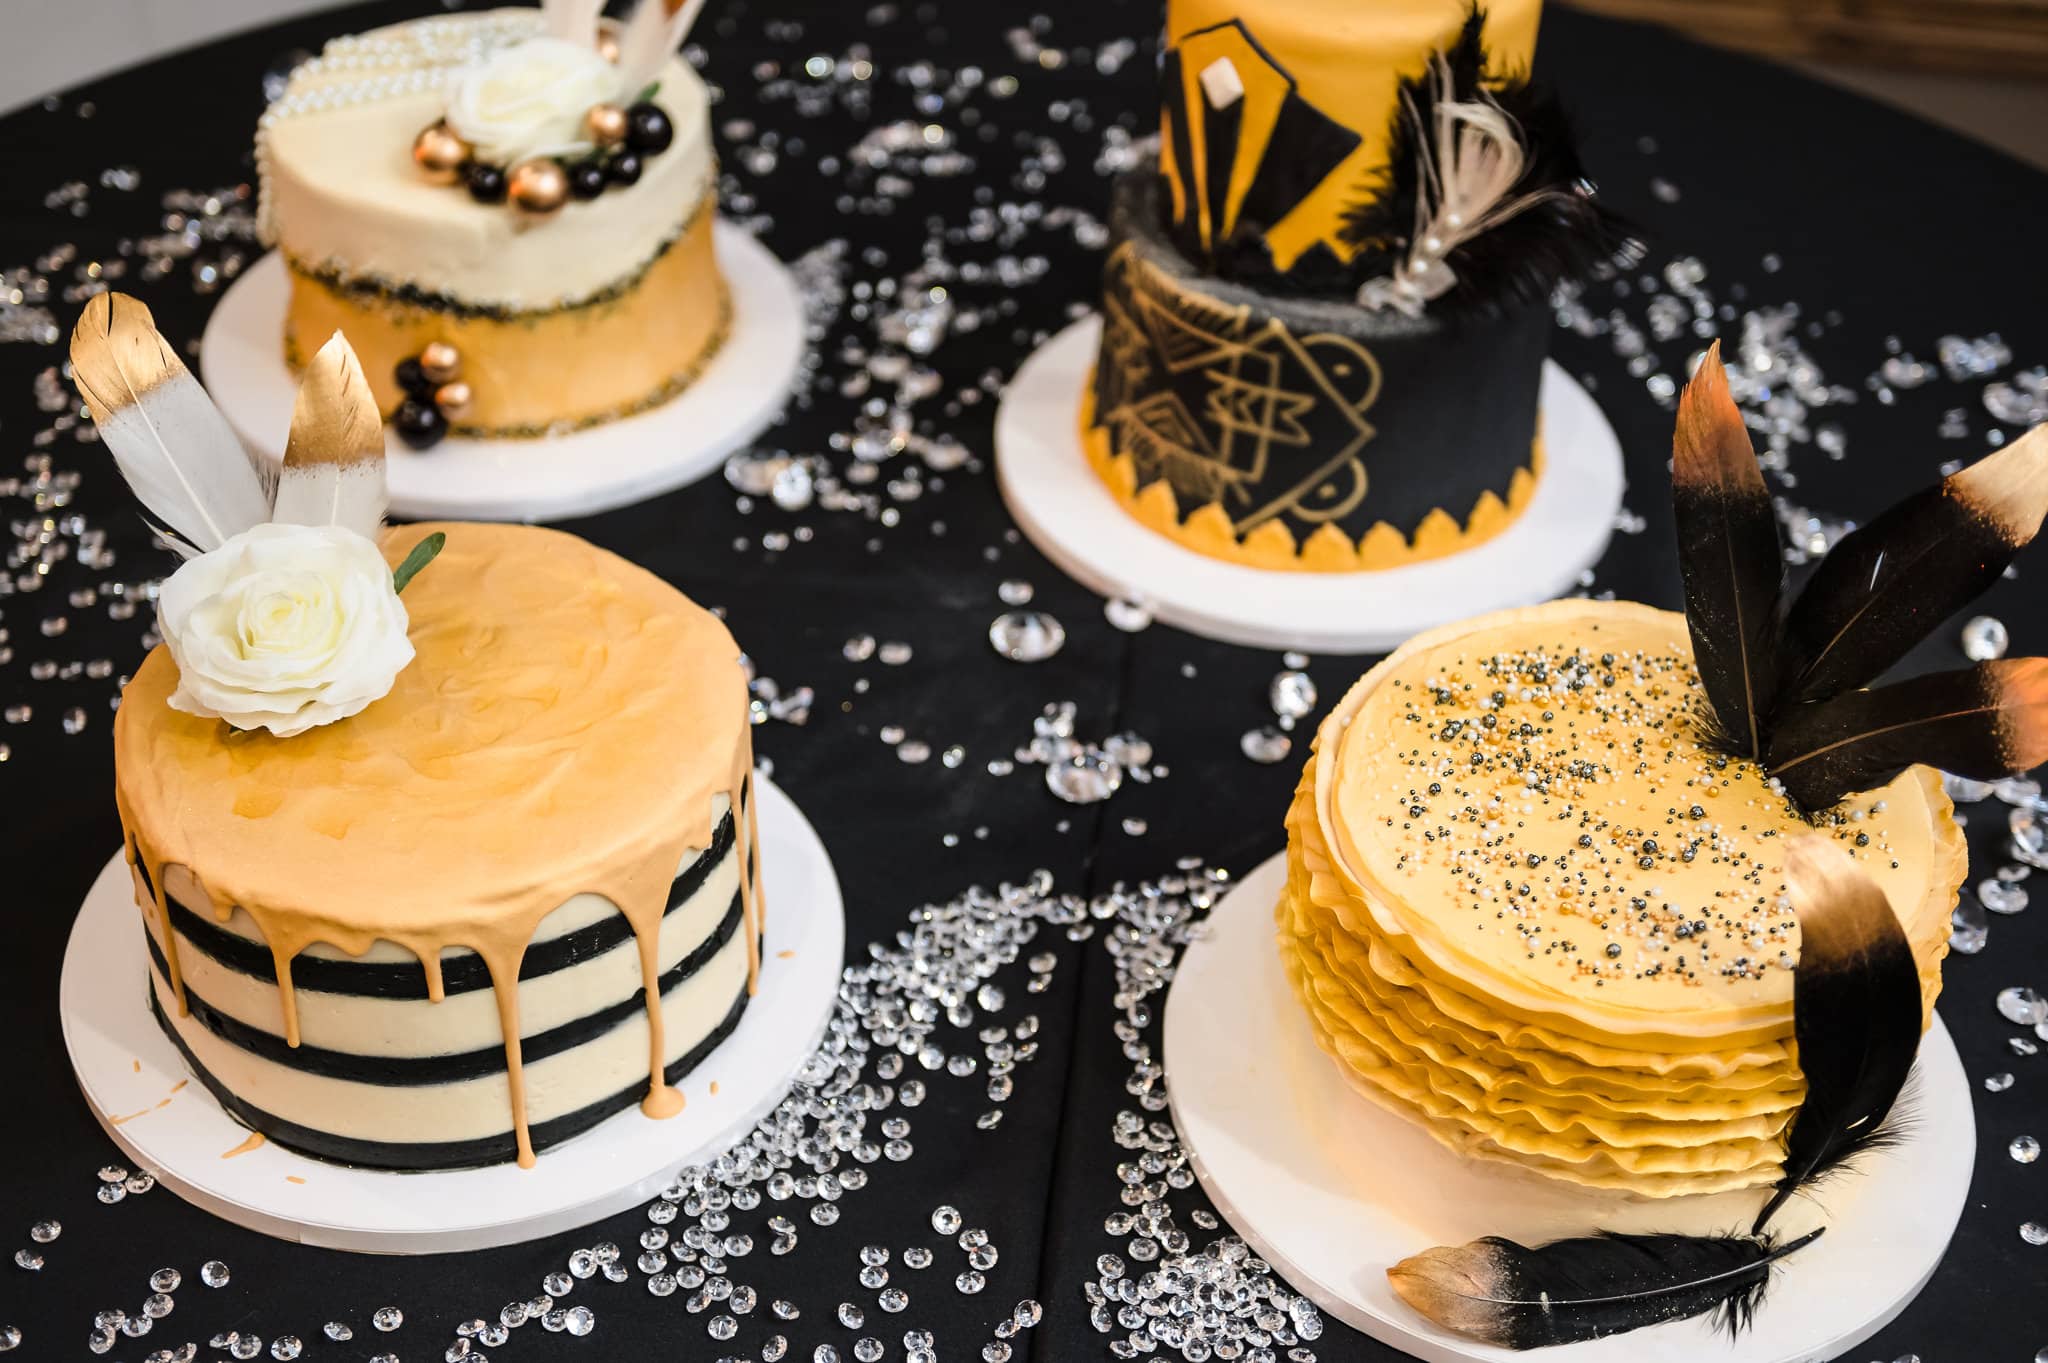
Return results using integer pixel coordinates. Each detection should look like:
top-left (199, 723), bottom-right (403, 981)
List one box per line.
top-left (118, 522), bottom-right (762, 1169)
top-left (1277, 600), bottom-right (1965, 1196)
top-left (258, 5), bottom-right (728, 441)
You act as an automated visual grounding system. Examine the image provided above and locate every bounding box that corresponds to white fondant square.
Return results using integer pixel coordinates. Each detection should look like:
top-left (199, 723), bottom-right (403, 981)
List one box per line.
top-left (1199, 57), bottom-right (1244, 110)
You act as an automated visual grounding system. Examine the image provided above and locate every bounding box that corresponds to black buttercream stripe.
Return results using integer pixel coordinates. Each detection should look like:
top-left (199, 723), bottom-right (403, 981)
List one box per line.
top-left (149, 982), bottom-right (751, 1171)
top-left (1201, 95), bottom-right (1243, 250)
top-left (162, 812), bottom-right (736, 1000)
top-left (148, 890), bottom-right (745, 1085)
top-left (1160, 48), bottom-right (1196, 233)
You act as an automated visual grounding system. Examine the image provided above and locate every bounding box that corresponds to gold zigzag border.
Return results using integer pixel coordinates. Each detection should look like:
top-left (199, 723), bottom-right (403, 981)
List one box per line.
top-left (1079, 378), bottom-right (1543, 573)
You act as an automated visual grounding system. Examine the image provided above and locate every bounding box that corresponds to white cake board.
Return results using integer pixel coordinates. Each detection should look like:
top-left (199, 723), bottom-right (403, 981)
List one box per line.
top-left (1163, 853), bottom-right (1974, 1363)
top-left (58, 776), bottom-right (844, 1255)
top-left (995, 317), bottom-right (1625, 654)
top-left (200, 223), bottom-right (804, 523)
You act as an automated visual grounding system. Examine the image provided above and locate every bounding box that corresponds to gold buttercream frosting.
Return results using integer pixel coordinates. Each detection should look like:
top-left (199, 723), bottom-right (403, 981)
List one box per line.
top-left (1277, 599), bottom-right (1966, 1196)
top-left (115, 522), bottom-right (761, 1166)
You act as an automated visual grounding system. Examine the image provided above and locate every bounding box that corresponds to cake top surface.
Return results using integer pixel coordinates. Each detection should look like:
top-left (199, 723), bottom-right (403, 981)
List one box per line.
top-left (115, 522), bottom-right (750, 956)
top-left (1316, 600), bottom-right (1958, 1042)
top-left (260, 8), bottom-right (712, 309)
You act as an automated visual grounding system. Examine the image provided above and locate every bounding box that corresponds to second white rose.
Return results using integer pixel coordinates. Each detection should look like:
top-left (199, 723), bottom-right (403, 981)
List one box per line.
top-left (445, 36), bottom-right (624, 166)
top-left (156, 522), bottom-right (417, 738)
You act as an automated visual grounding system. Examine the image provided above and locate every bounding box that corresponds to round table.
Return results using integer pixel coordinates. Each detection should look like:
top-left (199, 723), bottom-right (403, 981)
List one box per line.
top-left (2, 3), bottom-right (2043, 1361)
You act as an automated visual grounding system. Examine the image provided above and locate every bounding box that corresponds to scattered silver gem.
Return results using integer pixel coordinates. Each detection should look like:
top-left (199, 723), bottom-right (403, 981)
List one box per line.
top-left (199, 1260), bottom-right (229, 1288)
top-left (28, 1222), bottom-right (58, 1244)
top-left (1952, 897), bottom-right (1989, 954)
top-left (988, 610), bottom-right (1065, 662)
top-left (1240, 726), bottom-right (1292, 764)
top-left (1103, 596), bottom-right (1153, 633)
top-left (1962, 615), bottom-right (2011, 662)
top-left (322, 1323), bottom-right (350, 1341)
top-left (1983, 879), bottom-right (2030, 915)
top-left (1268, 670), bottom-right (1317, 720)
top-left (372, 1307), bottom-right (403, 1332)
top-left (2013, 1136), bottom-right (2041, 1164)
top-left (998, 580), bottom-right (1034, 605)
top-left (11, 1250), bottom-right (41, 1272)
top-left (2000, 987), bottom-right (2048, 1027)
top-left (2024, 1222), bottom-right (2048, 1246)
top-left (149, 1268), bottom-right (179, 1293)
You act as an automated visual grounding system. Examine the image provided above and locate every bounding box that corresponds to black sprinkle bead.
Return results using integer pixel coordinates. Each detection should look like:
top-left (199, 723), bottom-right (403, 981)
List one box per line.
top-left (394, 357), bottom-right (435, 398)
top-left (606, 151), bottom-right (644, 187)
top-left (392, 399), bottom-right (449, 450)
top-left (568, 160), bottom-right (607, 200)
top-left (463, 161), bottom-right (507, 203)
top-left (624, 103), bottom-right (673, 155)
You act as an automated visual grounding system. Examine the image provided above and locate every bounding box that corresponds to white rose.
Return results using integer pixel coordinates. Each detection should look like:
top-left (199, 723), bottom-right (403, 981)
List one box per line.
top-left (156, 523), bottom-right (416, 738)
top-left (445, 36), bottom-right (623, 166)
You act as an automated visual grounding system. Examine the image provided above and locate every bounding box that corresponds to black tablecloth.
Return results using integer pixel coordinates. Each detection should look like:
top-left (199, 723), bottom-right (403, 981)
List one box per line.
top-left (4, 2), bottom-right (2046, 1360)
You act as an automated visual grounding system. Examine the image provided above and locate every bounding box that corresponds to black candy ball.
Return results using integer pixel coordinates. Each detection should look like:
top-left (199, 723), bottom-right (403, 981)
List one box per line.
top-left (624, 103), bottom-right (673, 154)
top-left (463, 161), bottom-right (507, 203)
top-left (393, 398), bottom-right (449, 450)
top-left (568, 160), bottom-right (607, 200)
top-left (394, 357), bottom-right (436, 398)
top-left (606, 151), bottom-right (644, 187)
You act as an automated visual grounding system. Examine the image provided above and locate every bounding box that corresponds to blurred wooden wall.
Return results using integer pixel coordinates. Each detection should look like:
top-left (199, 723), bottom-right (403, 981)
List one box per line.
top-left (1562, 0), bottom-right (2048, 76)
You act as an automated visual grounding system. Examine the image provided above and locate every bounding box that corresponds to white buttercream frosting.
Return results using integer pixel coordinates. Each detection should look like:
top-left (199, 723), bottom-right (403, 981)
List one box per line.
top-left (258, 9), bottom-right (714, 311)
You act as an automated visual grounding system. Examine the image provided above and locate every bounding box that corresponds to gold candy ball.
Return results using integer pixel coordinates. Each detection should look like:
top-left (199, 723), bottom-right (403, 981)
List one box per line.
top-left (508, 159), bottom-right (570, 215)
top-left (433, 381), bottom-right (474, 420)
top-left (585, 102), bottom-right (629, 147)
top-left (596, 31), bottom-right (621, 64)
top-left (411, 123), bottom-right (470, 182)
top-left (419, 342), bottom-right (463, 385)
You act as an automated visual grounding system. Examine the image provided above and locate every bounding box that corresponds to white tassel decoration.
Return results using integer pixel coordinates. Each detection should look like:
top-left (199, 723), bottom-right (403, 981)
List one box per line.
top-left (1358, 56), bottom-right (1564, 318)
top-left (68, 293), bottom-right (272, 557)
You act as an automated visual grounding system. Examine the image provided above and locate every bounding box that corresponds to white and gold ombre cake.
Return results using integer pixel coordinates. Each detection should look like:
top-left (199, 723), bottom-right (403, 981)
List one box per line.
top-left (257, 2), bottom-right (727, 442)
top-left (1276, 599), bottom-right (1965, 1197)
top-left (73, 294), bottom-right (762, 1170)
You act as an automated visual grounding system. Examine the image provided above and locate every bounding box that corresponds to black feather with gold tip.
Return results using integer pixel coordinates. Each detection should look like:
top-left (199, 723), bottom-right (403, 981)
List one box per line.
top-left (1673, 341), bottom-right (1783, 759)
top-left (1767, 659), bottom-right (2048, 812)
top-left (1774, 423), bottom-right (2048, 710)
top-left (1751, 837), bottom-right (1925, 1230)
top-left (1667, 342), bottom-right (2048, 807)
top-left (1387, 1228), bottom-right (1820, 1350)
top-left (1388, 838), bottom-right (1919, 1350)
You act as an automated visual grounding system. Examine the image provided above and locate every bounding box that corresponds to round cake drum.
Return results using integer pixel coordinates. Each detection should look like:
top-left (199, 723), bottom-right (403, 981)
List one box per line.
top-left (995, 317), bottom-right (1625, 654)
top-left (1162, 853), bottom-right (1974, 1363)
top-left (199, 223), bottom-right (804, 523)
top-left (59, 777), bottom-right (843, 1255)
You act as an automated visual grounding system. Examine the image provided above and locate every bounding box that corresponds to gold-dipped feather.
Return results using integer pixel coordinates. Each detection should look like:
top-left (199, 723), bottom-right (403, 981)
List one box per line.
top-left (272, 331), bottom-right (387, 542)
top-left (69, 292), bottom-right (272, 557)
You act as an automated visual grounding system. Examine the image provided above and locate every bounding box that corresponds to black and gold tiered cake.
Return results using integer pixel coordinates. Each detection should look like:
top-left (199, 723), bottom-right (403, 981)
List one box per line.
top-left (1083, 0), bottom-right (1625, 572)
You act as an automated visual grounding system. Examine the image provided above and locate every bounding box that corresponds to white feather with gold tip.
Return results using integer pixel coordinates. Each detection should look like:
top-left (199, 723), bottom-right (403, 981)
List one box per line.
top-left (615, 0), bottom-right (709, 92)
top-left (541, 0), bottom-right (607, 46)
top-left (272, 331), bottom-right (388, 543)
top-left (68, 292), bottom-right (272, 557)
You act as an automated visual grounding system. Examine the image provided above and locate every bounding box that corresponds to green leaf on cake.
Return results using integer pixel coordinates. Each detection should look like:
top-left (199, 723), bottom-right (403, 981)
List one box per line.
top-left (635, 82), bottom-right (661, 104)
top-left (392, 532), bottom-right (446, 595)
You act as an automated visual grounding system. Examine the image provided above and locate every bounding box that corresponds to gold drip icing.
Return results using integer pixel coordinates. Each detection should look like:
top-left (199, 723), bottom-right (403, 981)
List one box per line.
top-left (116, 523), bottom-right (760, 1168)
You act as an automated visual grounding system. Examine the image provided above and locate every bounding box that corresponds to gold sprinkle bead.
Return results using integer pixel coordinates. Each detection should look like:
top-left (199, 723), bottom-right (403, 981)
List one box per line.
top-left (419, 341), bottom-right (462, 385)
top-left (585, 103), bottom-right (628, 147)
top-left (508, 159), bottom-right (570, 215)
top-left (433, 381), bottom-right (473, 420)
top-left (411, 122), bottom-right (470, 182)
